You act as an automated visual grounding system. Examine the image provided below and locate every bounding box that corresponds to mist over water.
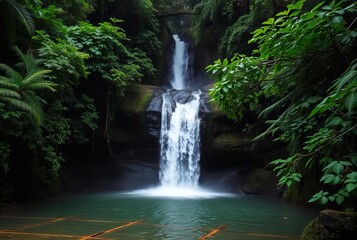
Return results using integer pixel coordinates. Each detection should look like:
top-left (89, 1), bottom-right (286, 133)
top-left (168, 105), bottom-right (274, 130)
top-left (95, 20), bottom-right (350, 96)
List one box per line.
top-left (126, 186), bottom-right (235, 199)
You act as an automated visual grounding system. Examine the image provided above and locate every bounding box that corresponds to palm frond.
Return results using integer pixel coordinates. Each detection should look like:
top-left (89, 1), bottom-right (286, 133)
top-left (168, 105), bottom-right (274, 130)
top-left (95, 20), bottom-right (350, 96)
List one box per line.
top-left (24, 81), bottom-right (57, 92)
top-left (6, 0), bottom-right (35, 35)
top-left (22, 69), bottom-right (52, 87)
top-left (0, 46), bottom-right (55, 125)
top-left (0, 63), bottom-right (22, 81)
top-left (13, 46), bottom-right (40, 76)
top-left (0, 76), bottom-right (18, 89)
top-left (22, 92), bottom-right (44, 124)
top-left (0, 89), bottom-right (21, 99)
top-left (3, 97), bottom-right (34, 114)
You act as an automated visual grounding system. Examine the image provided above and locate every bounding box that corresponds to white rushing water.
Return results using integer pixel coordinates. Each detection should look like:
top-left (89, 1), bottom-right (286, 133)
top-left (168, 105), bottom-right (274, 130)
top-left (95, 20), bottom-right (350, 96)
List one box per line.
top-left (159, 91), bottom-right (201, 187)
top-left (171, 34), bottom-right (188, 90)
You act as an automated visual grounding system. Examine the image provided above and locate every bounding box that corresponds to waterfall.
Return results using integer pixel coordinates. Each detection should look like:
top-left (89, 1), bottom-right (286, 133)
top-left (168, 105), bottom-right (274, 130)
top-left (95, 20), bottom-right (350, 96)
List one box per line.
top-left (159, 91), bottom-right (201, 188)
top-left (170, 34), bottom-right (189, 90)
top-left (159, 34), bottom-right (201, 189)
top-left (127, 34), bottom-right (231, 198)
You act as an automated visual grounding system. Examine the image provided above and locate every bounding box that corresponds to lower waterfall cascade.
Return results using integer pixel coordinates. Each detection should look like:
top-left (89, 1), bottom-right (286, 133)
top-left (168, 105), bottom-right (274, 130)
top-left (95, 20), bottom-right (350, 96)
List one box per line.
top-left (159, 90), bottom-right (201, 188)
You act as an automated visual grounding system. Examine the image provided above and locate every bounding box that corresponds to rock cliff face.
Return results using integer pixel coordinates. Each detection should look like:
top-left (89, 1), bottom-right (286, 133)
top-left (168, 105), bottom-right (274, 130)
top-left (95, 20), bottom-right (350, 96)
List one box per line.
top-left (112, 83), bottom-right (257, 162)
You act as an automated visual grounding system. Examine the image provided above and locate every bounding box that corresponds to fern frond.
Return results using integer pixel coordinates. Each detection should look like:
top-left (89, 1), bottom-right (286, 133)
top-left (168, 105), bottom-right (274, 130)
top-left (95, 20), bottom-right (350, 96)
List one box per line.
top-left (24, 94), bottom-right (43, 121)
top-left (6, 0), bottom-right (35, 35)
top-left (22, 69), bottom-right (52, 86)
top-left (13, 46), bottom-right (40, 76)
top-left (25, 81), bottom-right (57, 92)
top-left (0, 89), bottom-right (21, 99)
top-left (0, 77), bottom-right (18, 89)
top-left (0, 63), bottom-right (22, 81)
top-left (3, 97), bottom-right (33, 114)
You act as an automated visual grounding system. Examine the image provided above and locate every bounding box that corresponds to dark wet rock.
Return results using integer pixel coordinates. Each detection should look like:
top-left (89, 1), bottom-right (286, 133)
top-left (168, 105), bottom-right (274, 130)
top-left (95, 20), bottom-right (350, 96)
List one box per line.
top-left (239, 168), bottom-right (281, 196)
top-left (147, 94), bottom-right (163, 112)
top-left (146, 89), bottom-right (166, 138)
top-left (171, 89), bottom-right (193, 104)
top-left (212, 132), bottom-right (253, 152)
top-left (301, 210), bottom-right (357, 240)
top-left (199, 98), bottom-right (210, 113)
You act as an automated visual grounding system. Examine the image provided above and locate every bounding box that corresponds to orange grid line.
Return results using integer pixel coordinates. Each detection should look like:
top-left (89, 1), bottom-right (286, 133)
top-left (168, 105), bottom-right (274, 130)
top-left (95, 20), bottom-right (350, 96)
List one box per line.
top-left (199, 224), bottom-right (228, 240)
top-left (69, 218), bottom-right (119, 223)
top-left (247, 232), bottom-right (298, 239)
top-left (223, 230), bottom-right (298, 239)
top-left (0, 215), bottom-right (58, 220)
top-left (0, 230), bottom-right (114, 240)
top-left (0, 215), bottom-right (299, 239)
top-left (80, 219), bottom-right (144, 240)
top-left (8, 215), bottom-right (80, 231)
top-left (0, 215), bottom-right (133, 224)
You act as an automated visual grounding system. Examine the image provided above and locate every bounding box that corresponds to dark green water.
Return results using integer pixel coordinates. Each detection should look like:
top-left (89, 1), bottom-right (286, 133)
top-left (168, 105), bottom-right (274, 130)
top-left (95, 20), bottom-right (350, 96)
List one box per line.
top-left (0, 191), bottom-right (317, 240)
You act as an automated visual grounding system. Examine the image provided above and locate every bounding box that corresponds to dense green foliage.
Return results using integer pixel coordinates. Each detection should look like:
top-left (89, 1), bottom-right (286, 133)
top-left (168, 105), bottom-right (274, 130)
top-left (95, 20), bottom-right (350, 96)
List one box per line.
top-left (41, 0), bottom-right (94, 25)
top-left (192, 0), bottom-right (285, 57)
top-left (0, 0), bottom-right (164, 203)
top-left (207, 0), bottom-right (356, 208)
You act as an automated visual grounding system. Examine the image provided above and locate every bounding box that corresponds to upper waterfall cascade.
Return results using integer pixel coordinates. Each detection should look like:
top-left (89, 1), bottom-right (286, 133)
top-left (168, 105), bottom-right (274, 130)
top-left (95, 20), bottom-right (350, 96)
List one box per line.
top-left (170, 34), bottom-right (189, 90)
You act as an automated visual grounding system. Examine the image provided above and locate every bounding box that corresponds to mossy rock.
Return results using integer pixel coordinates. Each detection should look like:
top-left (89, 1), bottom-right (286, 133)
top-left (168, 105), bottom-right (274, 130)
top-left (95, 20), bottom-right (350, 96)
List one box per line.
top-left (111, 84), bottom-right (162, 145)
top-left (118, 84), bottom-right (159, 113)
top-left (212, 132), bottom-right (253, 151)
top-left (301, 218), bottom-right (338, 240)
top-left (301, 210), bottom-right (357, 240)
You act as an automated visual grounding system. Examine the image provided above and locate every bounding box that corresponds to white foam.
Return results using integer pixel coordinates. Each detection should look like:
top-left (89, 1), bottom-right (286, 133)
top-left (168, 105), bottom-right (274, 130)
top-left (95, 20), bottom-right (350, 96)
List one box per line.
top-left (124, 186), bottom-right (236, 199)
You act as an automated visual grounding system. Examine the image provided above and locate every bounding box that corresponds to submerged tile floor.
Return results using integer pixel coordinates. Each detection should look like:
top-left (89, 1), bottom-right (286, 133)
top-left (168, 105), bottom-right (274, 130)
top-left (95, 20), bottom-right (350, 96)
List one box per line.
top-left (0, 215), bottom-right (298, 240)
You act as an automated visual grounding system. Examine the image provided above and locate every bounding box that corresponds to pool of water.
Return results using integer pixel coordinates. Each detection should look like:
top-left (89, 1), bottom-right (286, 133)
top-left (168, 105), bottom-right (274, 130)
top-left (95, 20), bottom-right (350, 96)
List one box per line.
top-left (0, 190), bottom-right (317, 240)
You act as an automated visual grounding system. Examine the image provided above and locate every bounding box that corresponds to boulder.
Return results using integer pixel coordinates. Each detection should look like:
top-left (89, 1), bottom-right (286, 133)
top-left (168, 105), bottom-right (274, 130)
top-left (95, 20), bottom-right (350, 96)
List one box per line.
top-left (240, 168), bottom-right (281, 196)
top-left (301, 210), bottom-right (357, 240)
top-left (212, 132), bottom-right (253, 151)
